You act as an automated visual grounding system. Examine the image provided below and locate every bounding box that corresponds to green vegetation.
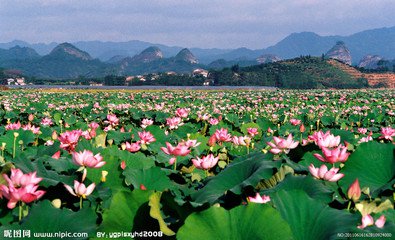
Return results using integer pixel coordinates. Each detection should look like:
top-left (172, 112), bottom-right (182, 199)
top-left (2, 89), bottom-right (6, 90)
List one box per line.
top-left (210, 56), bottom-right (368, 88)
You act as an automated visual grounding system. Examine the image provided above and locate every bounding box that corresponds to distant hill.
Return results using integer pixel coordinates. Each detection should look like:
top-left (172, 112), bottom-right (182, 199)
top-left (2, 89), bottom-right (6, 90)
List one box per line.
top-left (2, 26), bottom-right (395, 64)
top-left (209, 56), bottom-right (368, 88)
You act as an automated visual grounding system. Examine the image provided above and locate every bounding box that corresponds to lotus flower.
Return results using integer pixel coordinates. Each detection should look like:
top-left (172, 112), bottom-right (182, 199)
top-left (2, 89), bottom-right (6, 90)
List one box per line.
top-left (308, 164), bottom-right (344, 182)
top-left (104, 114), bottom-right (119, 126)
top-left (208, 118), bottom-right (219, 125)
top-left (214, 128), bottom-right (232, 143)
top-left (375, 215), bottom-right (386, 228)
top-left (290, 118), bottom-right (301, 126)
top-left (192, 154), bottom-right (219, 170)
top-left (138, 131), bottom-right (156, 144)
top-left (175, 108), bottom-right (190, 118)
top-left (347, 179), bottom-right (361, 202)
top-left (247, 193), bottom-right (271, 204)
top-left (41, 117), bottom-right (53, 126)
top-left (267, 134), bottom-right (299, 154)
top-left (184, 139), bottom-right (201, 148)
top-left (125, 141), bottom-right (141, 152)
top-left (357, 214), bottom-right (374, 229)
top-left (379, 126), bottom-right (395, 141)
top-left (5, 121), bottom-right (21, 130)
top-left (58, 130), bottom-right (82, 152)
top-left (72, 150), bottom-right (106, 168)
top-left (141, 118), bottom-right (154, 129)
top-left (313, 145), bottom-right (350, 164)
top-left (247, 128), bottom-right (259, 137)
top-left (88, 122), bottom-right (99, 130)
top-left (0, 169), bottom-right (45, 209)
top-left (161, 142), bottom-right (191, 157)
top-left (64, 180), bottom-right (95, 199)
top-left (166, 117), bottom-right (183, 129)
top-left (232, 136), bottom-right (251, 146)
top-left (308, 130), bottom-right (340, 148)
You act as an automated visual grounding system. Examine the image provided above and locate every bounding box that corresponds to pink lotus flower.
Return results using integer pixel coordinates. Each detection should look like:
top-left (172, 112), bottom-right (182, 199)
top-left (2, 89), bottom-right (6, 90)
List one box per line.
top-left (58, 130), bottom-right (82, 152)
top-left (209, 118), bottom-right (219, 125)
top-left (0, 169), bottom-right (45, 209)
top-left (104, 114), bottom-right (119, 127)
top-left (347, 179), bottom-right (361, 201)
top-left (357, 214), bottom-right (374, 229)
top-left (267, 134), bottom-right (299, 154)
top-left (138, 131), bottom-right (156, 144)
top-left (247, 193), bottom-right (271, 204)
top-left (357, 128), bottom-right (368, 134)
top-left (3, 168), bottom-right (42, 187)
top-left (183, 139), bottom-right (201, 148)
top-left (175, 108), bottom-right (190, 118)
top-left (5, 121), bottom-right (21, 130)
top-left (72, 150), bottom-right (105, 168)
top-left (64, 180), bottom-right (95, 198)
top-left (313, 145), bottom-right (350, 164)
top-left (232, 136), bottom-right (251, 146)
top-left (88, 122), bottom-right (99, 130)
top-left (40, 117), bottom-right (53, 126)
top-left (141, 118), bottom-right (154, 129)
top-left (247, 128), bottom-right (259, 137)
top-left (125, 141), bottom-right (141, 152)
top-left (166, 117), bottom-right (183, 129)
top-left (308, 130), bottom-right (340, 148)
top-left (379, 127), bottom-right (395, 141)
top-left (290, 119), bottom-right (301, 126)
top-left (192, 154), bottom-right (219, 170)
top-left (308, 164), bottom-right (344, 182)
top-left (161, 142), bottom-right (191, 157)
top-left (214, 128), bottom-right (232, 143)
top-left (375, 215), bottom-right (386, 228)
top-left (22, 123), bottom-right (40, 134)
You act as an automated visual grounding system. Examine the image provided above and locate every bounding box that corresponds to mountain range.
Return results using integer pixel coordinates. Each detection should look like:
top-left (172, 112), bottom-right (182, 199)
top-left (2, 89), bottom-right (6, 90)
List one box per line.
top-left (1, 26), bottom-right (395, 79)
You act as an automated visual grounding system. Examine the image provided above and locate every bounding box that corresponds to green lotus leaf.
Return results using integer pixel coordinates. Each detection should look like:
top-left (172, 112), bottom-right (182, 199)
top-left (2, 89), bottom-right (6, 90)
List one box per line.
top-left (177, 203), bottom-right (293, 240)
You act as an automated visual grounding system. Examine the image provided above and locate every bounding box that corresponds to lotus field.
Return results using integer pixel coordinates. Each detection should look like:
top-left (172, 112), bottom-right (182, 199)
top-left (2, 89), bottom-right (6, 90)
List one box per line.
top-left (0, 89), bottom-right (394, 239)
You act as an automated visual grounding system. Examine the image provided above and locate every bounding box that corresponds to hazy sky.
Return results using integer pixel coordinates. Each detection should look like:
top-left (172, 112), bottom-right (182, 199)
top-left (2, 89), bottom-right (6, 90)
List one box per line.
top-left (1, 0), bottom-right (395, 49)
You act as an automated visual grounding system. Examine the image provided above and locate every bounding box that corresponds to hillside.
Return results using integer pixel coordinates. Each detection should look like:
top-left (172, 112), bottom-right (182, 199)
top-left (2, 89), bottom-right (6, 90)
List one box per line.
top-left (209, 56), bottom-right (367, 88)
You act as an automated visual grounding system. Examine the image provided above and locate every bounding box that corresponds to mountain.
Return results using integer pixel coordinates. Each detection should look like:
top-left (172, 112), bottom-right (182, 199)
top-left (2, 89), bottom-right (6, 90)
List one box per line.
top-left (0, 46), bottom-right (40, 62)
top-left (130, 46), bottom-right (163, 63)
top-left (174, 48), bottom-right (198, 64)
top-left (358, 55), bottom-right (384, 69)
top-left (324, 41), bottom-right (352, 65)
top-left (45, 42), bottom-right (93, 61)
top-left (3, 26), bottom-right (395, 65)
top-left (256, 54), bottom-right (281, 64)
top-left (115, 47), bottom-right (202, 75)
top-left (261, 26), bottom-right (395, 64)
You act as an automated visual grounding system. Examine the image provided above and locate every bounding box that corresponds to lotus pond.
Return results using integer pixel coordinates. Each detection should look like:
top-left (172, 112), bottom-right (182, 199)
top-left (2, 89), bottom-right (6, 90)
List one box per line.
top-left (0, 89), bottom-right (394, 239)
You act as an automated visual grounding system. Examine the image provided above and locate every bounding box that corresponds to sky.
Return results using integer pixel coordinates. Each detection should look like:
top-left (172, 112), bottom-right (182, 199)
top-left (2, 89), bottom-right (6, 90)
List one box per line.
top-left (1, 0), bottom-right (395, 49)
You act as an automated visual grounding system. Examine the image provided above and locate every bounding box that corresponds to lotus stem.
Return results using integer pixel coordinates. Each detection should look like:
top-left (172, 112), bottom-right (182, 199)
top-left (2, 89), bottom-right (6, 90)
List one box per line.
top-left (347, 201), bottom-right (351, 211)
top-left (205, 170), bottom-right (208, 177)
top-left (13, 134), bottom-right (17, 159)
top-left (174, 158), bottom-right (177, 171)
top-left (19, 202), bottom-right (22, 221)
top-left (80, 197), bottom-right (83, 209)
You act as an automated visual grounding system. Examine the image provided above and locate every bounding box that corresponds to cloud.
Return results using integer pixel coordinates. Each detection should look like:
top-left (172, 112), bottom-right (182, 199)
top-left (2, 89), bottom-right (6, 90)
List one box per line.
top-left (0, 0), bottom-right (394, 48)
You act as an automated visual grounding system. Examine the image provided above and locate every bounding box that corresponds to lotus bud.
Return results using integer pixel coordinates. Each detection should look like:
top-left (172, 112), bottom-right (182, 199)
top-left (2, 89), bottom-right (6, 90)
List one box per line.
top-left (1, 142), bottom-right (6, 149)
top-left (347, 178), bottom-right (361, 202)
top-left (51, 199), bottom-right (62, 208)
top-left (121, 143), bottom-right (126, 150)
top-left (141, 144), bottom-right (148, 151)
top-left (28, 114), bottom-right (34, 122)
top-left (107, 139), bottom-right (113, 146)
top-left (375, 215), bottom-right (386, 228)
top-left (300, 124), bottom-right (305, 133)
top-left (101, 170), bottom-right (108, 182)
top-left (140, 184), bottom-right (147, 190)
top-left (7, 118), bottom-right (10, 124)
top-left (120, 161), bottom-right (126, 170)
top-left (52, 131), bottom-right (58, 140)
